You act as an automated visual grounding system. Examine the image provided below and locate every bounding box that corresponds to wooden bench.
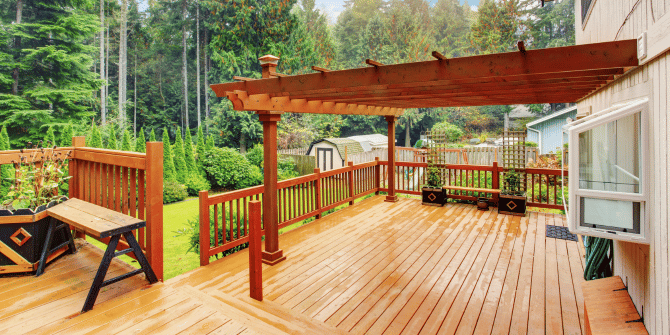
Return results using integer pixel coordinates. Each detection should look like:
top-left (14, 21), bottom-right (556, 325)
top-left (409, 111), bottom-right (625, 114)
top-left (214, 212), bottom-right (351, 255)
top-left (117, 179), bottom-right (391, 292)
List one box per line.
top-left (442, 185), bottom-right (501, 195)
top-left (582, 276), bottom-right (648, 334)
top-left (43, 198), bottom-right (158, 312)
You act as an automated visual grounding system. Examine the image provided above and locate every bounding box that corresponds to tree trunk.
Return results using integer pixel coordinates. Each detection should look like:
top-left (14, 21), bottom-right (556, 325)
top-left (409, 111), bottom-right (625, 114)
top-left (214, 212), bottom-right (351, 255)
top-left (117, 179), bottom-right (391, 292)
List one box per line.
top-left (106, 15), bottom-right (109, 116)
top-left (405, 118), bottom-right (411, 147)
top-left (182, 0), bottom-right (188, 135)
top-left (196, 0), bottom-right (201, 129)
top-left (12, 0), bottom-right (23, 95)
top-left (240, 132), bottom-right (247, 154)
top-left (119, 0), bottom-right (128, 125)
top-left (204, 27), bottom-right (209, 134)
top-left (100, 0), bottom-right (106, 123)
top-left (134, 44), bottom-right (137, 136)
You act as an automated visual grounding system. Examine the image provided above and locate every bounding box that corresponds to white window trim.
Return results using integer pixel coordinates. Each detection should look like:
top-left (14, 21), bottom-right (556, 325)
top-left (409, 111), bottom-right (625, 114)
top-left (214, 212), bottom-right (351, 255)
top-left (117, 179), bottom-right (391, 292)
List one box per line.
top-left (567, 98), bottom-right (650, 244)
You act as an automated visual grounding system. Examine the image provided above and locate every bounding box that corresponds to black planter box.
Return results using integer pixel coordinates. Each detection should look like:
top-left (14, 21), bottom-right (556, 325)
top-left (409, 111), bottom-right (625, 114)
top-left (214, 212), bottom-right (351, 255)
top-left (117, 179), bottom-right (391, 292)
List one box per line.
top-left (422, 187), bottom-right (446, 207)
top-left (0, 198), bottom-right (69, 274)
top-left (499, 194), bottom-right (526, 216)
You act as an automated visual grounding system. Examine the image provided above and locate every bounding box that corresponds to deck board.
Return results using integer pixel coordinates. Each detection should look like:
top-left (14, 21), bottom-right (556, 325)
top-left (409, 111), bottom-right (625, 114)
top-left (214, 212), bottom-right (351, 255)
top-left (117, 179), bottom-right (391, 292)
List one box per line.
top-left (2, 196), bottom-right (585, 334)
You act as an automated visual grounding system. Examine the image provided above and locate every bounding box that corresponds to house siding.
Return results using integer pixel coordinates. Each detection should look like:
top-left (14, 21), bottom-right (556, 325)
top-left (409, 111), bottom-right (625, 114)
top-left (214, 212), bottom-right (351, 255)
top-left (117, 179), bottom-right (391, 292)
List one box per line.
top-left (576, 1), bottom-right (670, 333)
top-left (527, 110), bottom-right (577, 154)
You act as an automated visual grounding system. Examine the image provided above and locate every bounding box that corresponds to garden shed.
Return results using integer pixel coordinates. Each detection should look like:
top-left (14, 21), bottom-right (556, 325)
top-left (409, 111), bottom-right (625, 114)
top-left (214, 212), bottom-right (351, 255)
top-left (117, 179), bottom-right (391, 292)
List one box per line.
top-left (347, 134), bottom-right (389, 151)
top-left (526, 105), bottom-right (577, 154)
top-left (306, 137), bottom-right (364, 171)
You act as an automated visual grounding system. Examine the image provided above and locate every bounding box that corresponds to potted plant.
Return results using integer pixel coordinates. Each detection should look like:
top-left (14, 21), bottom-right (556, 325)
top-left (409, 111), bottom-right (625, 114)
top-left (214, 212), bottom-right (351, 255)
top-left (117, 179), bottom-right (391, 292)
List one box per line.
top-left (0, 143), bottom-right (72, 274)
top-left (422, 154), bottom-right (445, 206)
top-left (499, 169), bottom-right (527, 216)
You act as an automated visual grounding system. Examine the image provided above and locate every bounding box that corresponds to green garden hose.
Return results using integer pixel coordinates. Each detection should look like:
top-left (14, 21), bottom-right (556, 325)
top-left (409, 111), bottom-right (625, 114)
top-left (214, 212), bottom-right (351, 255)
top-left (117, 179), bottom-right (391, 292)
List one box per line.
top-left (583, 236), bottom-right (613, 280)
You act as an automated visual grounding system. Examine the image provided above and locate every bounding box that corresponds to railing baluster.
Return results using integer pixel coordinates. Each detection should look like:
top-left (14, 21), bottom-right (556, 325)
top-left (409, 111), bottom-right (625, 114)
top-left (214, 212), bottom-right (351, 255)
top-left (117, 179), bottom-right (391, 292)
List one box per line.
top-left (214, 203), bottom-right (219, 247)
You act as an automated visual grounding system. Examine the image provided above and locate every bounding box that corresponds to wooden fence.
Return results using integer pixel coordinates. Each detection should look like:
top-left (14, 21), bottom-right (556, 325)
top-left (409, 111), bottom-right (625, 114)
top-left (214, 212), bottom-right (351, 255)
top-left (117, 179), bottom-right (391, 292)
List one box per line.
top-left (0, 137), bottom-right (164, 280)
top-left (198, 159), bottom-right (566, 263)
top-left (280, 154), bottom-right (315, 176)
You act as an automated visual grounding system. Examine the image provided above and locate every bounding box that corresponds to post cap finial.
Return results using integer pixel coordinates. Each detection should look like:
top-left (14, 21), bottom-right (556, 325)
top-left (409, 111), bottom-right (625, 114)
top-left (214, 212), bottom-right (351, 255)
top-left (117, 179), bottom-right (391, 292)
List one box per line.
top-left (259, 55), bottom-right (280, 66)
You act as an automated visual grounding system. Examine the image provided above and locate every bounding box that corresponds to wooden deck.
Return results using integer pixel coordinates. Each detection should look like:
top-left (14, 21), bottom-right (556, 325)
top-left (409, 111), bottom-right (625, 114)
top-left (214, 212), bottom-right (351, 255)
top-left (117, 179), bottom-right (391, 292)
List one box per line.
top-left (0, 196), bottom-right (586, 334)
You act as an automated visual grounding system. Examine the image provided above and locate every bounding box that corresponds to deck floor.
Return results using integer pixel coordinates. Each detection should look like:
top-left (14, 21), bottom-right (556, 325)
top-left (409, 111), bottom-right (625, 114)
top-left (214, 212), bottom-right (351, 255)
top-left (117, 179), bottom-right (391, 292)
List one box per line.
top-left (0, 196), bottom-right (586, 334)
top-left (172, 196), bottom-right (587, 334)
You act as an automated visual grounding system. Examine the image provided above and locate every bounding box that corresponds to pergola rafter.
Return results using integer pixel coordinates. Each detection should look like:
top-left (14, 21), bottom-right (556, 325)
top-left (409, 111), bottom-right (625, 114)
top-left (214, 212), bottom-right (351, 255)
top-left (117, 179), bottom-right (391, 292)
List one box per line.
top-left (209, 40), bottom-right (639, 266)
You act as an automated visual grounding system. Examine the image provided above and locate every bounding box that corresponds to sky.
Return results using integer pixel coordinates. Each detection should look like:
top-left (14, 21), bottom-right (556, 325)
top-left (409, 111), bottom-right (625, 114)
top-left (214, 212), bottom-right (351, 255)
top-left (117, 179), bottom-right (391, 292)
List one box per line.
top-left (316, 0), bottom-right (479, 23)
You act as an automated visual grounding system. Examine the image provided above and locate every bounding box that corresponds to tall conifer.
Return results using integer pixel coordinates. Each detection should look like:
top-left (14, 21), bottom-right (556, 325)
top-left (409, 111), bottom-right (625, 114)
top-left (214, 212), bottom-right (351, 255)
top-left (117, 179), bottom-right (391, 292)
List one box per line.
top-left (121, 130), bottom-right (133, 151)
top-left (107, 127), bottom-right (118, 150)
top-left (205, 135), bottom-right (214, 151)
top-left (162, 127), bottom-right (176, 181)
top-left (44, 127), bottom-right (56, 147)
top-left (88, 124), bottom-right (103, 149)
top-left (60, 124), bottom-right (74, 147)
top-left (196, 126), bottom-right (205, 160)
top-left (173, 128), bottom-right (187, 183)
top-left (184, 128), bottom-right (196, 173)
top-left (0, 127), bottom-right (11, 196)
top-left (149, 129), bottom-right (157, 142)
top-left (135, 128), bottom-right (146, 153)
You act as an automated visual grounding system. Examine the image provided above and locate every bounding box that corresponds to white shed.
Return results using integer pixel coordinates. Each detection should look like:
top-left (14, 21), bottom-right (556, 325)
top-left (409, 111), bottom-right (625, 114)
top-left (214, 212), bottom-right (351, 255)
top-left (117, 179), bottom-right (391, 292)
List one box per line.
top-left (306, 138), bottom-right (364, 171)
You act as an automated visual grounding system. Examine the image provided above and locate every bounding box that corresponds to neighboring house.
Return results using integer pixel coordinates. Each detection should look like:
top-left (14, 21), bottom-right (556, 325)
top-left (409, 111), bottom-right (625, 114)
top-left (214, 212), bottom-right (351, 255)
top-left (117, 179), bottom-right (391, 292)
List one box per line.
top-left (525, 105), bottom-right (577, 154)
top-left (306, 138), bottom-right (364, 171)
top-left (573, 1), bottom-right (670, 332)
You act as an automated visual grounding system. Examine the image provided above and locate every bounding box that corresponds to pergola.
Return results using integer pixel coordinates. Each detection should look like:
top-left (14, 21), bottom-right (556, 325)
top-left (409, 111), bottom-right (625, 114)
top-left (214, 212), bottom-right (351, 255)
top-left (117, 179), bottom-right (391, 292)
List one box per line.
top-left (210, 40), bottom-right (638, 265)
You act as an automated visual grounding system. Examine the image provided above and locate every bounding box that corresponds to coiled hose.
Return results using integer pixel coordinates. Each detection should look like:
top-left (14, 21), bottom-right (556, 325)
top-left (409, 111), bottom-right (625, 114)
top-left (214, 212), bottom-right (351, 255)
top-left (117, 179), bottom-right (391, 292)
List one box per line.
top-left (583, 236), bottom-right (613, 280)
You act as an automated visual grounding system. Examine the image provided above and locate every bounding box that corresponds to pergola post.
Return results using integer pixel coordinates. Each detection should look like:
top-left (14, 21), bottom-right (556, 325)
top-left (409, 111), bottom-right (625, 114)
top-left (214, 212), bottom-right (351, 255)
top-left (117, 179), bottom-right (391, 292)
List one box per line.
top-left (385, 116), bottom-right (398, 202)
top-left (258, 55), bottom-right (285, 265)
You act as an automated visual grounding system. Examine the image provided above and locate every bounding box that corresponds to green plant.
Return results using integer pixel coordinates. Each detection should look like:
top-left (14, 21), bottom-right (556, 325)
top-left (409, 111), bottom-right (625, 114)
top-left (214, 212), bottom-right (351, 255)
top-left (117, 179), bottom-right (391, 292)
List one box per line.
top-left (163, 180), bottom-right (188, 204)
top-left (162, 127), bottom-right (176, 181)
top-left (173, 128), bottom-right (187, 183)
top-left (245, 143), bottom-right (263, 168)
top-left (135, 128), bottom-right (146, 153)
top-left (1, 144), bottom-right (71, 210)
top-left (184, 128), bottom-right (196, 173)
top-left (523, 141), bottom-right (538, 147)
top-left (201, 147), bottom-right (262, 190)
top-left (431, 122), bottom-right (464, 142)
top-left (502, 170), bottom-right (524, 196)
top-left (184, 173), bottom-right (211, 196)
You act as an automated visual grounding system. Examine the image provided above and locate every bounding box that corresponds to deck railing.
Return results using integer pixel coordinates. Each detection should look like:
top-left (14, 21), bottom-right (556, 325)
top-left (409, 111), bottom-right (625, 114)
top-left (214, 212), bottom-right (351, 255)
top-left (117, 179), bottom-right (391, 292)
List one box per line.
top-left (199, 158), bottom-right (566, 264)
top-left (0, 137), bottom-right (164, 280)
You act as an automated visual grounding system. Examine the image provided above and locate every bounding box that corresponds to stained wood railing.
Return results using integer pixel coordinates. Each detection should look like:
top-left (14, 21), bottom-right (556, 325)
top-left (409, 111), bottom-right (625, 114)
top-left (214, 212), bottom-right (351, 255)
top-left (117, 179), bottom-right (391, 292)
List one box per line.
top-left (0, 137), bottom-right (164, 280)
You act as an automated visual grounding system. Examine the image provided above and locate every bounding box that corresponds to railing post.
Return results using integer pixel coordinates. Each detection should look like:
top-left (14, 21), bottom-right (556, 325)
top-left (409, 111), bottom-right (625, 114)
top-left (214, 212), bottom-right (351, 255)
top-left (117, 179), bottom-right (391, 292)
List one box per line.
top-left (348, 161), bottom-right (355, 205)
top-left (145, 142), bottom-right (164, 281)
top-left (492, 161), bottom-right (500, 206)
top-left (199, 190), bottom-right (211, 266)
top-left (374, 157), bottom-right (380, 195)
top-left (249, 200), bottom-right (263, 301)
top-left (70, 136), bottom-right (86, 239)
top-left (314, 168), bottom-right (322, 219)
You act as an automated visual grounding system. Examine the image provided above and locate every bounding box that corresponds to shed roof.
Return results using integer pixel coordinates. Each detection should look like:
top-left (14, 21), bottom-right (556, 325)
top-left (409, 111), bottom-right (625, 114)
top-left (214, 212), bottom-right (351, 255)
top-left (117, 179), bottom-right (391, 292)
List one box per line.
top-left (526, 105), bottom-right (579, 127)
top-left (306, 138), bottom-right (364, 158)
top-left (347, 134), bottom-right (388, 149)
top-left (210, 40), bottom-right (638, 116)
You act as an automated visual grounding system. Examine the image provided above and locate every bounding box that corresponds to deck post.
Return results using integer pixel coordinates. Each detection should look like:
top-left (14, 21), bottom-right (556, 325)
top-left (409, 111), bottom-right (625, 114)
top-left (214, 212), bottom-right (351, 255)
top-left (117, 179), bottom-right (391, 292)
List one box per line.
top-left (249, 200), bottom-right (263, 301)
top-left (385, 116), bottom-right (398, 202)
top-left (348, 161), bottom-right (355, 205)
top-left (492, 161), bottom-right (500, 206)
top-left (199, 190), bottom-right (210, 266)
top-left (145, 142), bottom-right (164, 281)
top-left (70, 136), bottom-right (86, 239)
top-left (314, 168), bottom-right (322, 219)
top-left (374, 157), bottom-right (380, 195)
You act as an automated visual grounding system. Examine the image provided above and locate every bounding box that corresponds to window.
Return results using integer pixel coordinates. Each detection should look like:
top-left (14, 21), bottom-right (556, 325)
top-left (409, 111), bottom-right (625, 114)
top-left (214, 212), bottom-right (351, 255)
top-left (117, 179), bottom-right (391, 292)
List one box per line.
top-left (582, 0), bottom-right (595, 22)
top-left (567, 98), bottom-right (649, 244)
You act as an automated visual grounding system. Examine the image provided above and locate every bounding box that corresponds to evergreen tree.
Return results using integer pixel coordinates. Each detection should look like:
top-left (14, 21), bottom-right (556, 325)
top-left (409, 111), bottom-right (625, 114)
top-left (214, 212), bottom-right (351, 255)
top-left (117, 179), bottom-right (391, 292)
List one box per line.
top-left (196, 126), bottom-right (205, 161)
top-left (184, 128), bottom-right (196, 173)
top-left (87, 124), bottom-right (103, 149)
top-left (0, 0), bottom-right (102, 146)
top-left (172, 128), bottom-right (187, 183)
top-left (107, 127), bottom-right (118, 150)
top-left (60, 123), bottom-right (74, 147)
top-left (44, 127), bottom-right (56, 147)
top-left (470, 0), bottom-right (521, 54)
top-left (0, 126), bottom-right (11, 197)
top-left (121, 130), bottom-right (133, 151)
top-left (205, 135), bottom-right (214, 151)
top-left (135, 128), bottom-right (146, 152)
top-left (149, 128), bottom-right (157, 142)
top-left (162, 127), bottom-right (176, 181)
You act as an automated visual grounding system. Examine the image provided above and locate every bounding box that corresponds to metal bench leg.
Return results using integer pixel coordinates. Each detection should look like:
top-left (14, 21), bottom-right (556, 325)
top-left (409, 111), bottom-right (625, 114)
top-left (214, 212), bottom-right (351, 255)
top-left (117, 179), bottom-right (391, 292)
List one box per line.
top-left (35, 218), bottom-right (56, 277)
top-left (36, 218), bottom-right (77, 277)
top-left (82, 235), bottom-right (120, 313)
top-left (122, 232), bottom-right (158, 284)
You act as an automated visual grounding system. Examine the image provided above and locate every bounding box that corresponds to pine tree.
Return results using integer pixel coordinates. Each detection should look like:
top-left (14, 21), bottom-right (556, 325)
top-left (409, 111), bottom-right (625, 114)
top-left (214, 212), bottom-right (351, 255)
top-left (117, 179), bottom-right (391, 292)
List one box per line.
top-left (0, 126), bottom-right (12, 197)
top-left (107, 127), bottom-right (118, 150)
top-left (149, 129), bottom-right (156, 142)
top-left (60, 123), bottom-right (74, 147)
top-left (162, 127), bottom-right (176, 181)
top-left (173, 128), bottom-right (187, 183)
top-left (196, 126), bottom-right (205, 160)
top-left (88, 124), bottom-right (103, 149)
top-left (184, 128), bottom-right (196, 173)
top-left (44, 127), bottom-right (56, 147)
top-left (121, 130), bottom-right (133, 151)
top-left (135, 128), bottom-right (146, 153)
top-left (205, 135), bottom-right (214, 151)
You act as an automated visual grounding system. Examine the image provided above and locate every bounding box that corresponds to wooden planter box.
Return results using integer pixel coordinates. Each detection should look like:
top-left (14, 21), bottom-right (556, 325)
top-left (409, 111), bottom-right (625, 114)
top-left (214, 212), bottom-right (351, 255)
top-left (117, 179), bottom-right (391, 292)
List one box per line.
top-left (499, 194), bottom-right (526, 216)
top-left (422, 187), bottom-right (445, 207)
top-left (0, 198), bottom-right (69, 275)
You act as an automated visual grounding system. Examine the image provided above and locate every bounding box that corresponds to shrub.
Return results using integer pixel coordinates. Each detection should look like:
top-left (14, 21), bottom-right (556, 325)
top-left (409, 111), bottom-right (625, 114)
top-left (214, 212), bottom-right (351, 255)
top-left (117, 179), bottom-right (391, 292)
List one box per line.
top-left (185, 173), bottom-right (211, 196)
top-left (524, 141), bottom-right (538, 147)
top-left (162, 127), bottom-right (176, 181)
top-left (182, 213), bottom-right (249, 258)
top-left (173, 129), bottom-right (187, 183)
top-left (184, 128), bottom-right (196, 173)
top-left (431, 122), bottom-right (464, 142)
top-left (135, 128), bottom-right (146, 153)
top-left (201, 147), bottom-right (262, 190)
top-left (278, 157), bottom-right (299, 180)
top-left (245, 144), bottom-right (263, 168)
top-left (163, 180), bottom-right (188, 204)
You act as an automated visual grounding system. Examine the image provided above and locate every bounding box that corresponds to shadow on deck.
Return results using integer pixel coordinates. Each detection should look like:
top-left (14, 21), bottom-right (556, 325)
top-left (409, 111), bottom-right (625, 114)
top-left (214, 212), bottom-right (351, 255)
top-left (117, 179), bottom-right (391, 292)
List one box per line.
top-left (0, 196), bottom-right (585, 334)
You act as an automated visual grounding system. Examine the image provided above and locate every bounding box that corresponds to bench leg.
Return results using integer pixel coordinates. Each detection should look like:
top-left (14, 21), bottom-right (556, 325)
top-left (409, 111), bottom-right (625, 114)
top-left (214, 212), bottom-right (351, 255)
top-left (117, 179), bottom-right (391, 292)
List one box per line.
top-left (82, 235), bottom-right (120, 313)
top-left (123, 232), bottom-right (158, 284)
top-left (36, 218), bottom-right (78, 277)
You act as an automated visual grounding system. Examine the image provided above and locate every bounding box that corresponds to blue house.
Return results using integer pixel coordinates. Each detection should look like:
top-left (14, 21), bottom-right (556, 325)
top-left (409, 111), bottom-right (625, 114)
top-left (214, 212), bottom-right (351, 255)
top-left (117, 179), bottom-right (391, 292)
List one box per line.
top-left (526, 106), bottom-right (578, 155)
